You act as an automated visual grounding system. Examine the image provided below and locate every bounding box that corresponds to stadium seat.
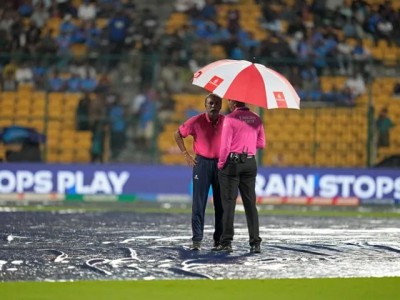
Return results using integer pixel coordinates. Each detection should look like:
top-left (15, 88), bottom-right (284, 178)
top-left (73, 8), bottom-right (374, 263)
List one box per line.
top-left (95, 18), bottom-right (108, 29)
top-left (75, 150), bottom-right (91, 163)
top-left (0, 143), bottom-right (5, 161)
top-left (45, 17), bottom-right (61, 37)
top-left (0, 106), bottom-right (14, 118)
top-left (46, 136), bottom-right (59, 148)
top-left (46, 151), bottom-right (59, 163)
top-left (165, 12), bottom-right (188, 34)
top-left (18, 82), bottom-right (33, 92)
top-left (210, 45), bottom-right (226, 59)
top-left (32, 92), bottom-right (46, 102)
top-left (76, 130), bottom-right (92, 140)
top-left (160, 153), bottom-right (187, 165)
top-left (15, 108), bottom-right (31, 119)
top-left (48, 105), bottom-right (63, 117)
top-left (14, 119), bottom-right (30, 127)
top-left (30, 119), bottom-right (45, 132)
top-left (64, 93), bottom-right (81, 106)
top-left (0, 118), bottom-right (12, 127)
top-left (48, 92), bottom-right (65, 106)
top-left (70, 43), bottom-right (88, 57)
top-left (60, 139), bottom-right (76, 150)
top-left (58, 151), bottom-right (75, 163)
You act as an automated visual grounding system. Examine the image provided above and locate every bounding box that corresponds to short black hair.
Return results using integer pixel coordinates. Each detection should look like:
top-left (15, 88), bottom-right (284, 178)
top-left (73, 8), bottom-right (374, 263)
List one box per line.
top-left (205, 93), bottom-right (222, 104)
top-left (230, 99), bottom-right (245, 107)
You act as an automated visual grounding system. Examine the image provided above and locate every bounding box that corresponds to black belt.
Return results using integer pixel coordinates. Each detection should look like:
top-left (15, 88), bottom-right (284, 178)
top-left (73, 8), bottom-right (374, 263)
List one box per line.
top-left (229, 153), bottom-right (254, 158)
top-left (196, 154), bottom-right (218, 160)
top-left (228, 153), bottom-right (254, 164)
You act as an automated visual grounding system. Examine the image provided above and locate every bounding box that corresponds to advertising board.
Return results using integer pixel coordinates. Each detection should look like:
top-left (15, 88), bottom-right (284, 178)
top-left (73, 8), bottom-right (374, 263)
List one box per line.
top-left (0, 164), bottom-right (398, 205)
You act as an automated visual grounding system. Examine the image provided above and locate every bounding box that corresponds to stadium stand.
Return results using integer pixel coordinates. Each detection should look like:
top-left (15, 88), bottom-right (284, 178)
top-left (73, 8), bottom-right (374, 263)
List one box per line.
top-left (0, 0), bottom-right (399, 167)
top-left (0, 0), bottom-right (171, 163)
top-left (157, 0), bottom-right (400, 167)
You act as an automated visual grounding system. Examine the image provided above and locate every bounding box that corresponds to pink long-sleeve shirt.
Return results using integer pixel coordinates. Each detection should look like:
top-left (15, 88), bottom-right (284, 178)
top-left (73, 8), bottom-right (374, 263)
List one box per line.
top-left (179, 113), bottom-right (225, 159)
top-left (218, 107), bottom-right (265, 169)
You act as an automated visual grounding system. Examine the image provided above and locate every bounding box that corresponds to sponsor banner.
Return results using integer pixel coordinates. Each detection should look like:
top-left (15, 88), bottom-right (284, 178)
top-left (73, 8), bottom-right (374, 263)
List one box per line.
top-left (22, 193), bottom-right (64, 202)
top-left (0, 193), bottom-right (64, 202)
top-left (66, 194), bottom-right (119, 202)
top-left (257, 196), bottom-right (283, 205)
top-left (284, 197), bottom-right (308, 205)
top-left (311, 197), bottom-right (334, 206)
top-left (0, 163), bottom-right (191, 195)
top-left (255, 167), bottom-right (400, 205)
top-left (335, 197), bottom-right (360, 206)
top-left (0, 164), bottom-right (399, 205)
top-left (360, 198), bottom-right (396, 205)
top-left (0, 193), bottom-right (21, 201)
top-left (156, 194), bottom-right (191, 204)
top-left (257, 196), bottom-right (359, 206)
top-left (0, 193), bottom-right (135, 203)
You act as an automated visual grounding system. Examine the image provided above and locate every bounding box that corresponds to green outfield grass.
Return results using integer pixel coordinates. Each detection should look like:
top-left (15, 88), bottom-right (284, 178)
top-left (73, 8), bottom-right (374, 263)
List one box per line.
top-left (4, 202), bottom-right (400, 219)
top-left (2, 277), bottom-right (399, 300)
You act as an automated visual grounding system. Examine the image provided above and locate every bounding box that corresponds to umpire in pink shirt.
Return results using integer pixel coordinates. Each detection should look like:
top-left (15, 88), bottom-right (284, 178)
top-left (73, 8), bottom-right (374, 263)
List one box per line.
top-left (213, 100), bottom-right (265, 253)
top-left (174, 94), bottom-right (224, 251)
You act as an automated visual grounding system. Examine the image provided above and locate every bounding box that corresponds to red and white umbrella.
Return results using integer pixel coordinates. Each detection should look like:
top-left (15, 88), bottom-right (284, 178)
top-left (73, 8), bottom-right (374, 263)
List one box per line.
top-left (192, 59), bottom-right (300, 109)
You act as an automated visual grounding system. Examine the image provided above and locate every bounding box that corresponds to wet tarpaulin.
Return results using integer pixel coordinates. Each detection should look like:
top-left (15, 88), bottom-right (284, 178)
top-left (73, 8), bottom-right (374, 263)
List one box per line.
top-left (1, 210), bottom-right (400, 281)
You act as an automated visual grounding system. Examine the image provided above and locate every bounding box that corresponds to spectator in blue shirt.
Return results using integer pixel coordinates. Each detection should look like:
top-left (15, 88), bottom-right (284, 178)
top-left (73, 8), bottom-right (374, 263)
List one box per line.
top-left (56, 31), bottom-right (72, 56)
top-left (108, 10), bottom-right (129, 53)
top-left (200, 0), bottom-right (217, 20)
top-left (84, 20), bottom-right (101, 48)
top-left (59, 14), bottom-right (77, 36)
top-left (32, 61), bottom-right (47, 90)
top-left (80, 74), bottom-right (97, 92)
top-left (67, 73), bottom-right (82, 92)
top-left (18, 0), bottom-right (33, 17)
top-left (48, 70), bottom-right (66, 91)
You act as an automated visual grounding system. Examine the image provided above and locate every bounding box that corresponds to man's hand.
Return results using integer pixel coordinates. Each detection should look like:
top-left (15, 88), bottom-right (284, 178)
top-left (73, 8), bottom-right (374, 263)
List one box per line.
top-left (183, 151), bottom-right (196, 167)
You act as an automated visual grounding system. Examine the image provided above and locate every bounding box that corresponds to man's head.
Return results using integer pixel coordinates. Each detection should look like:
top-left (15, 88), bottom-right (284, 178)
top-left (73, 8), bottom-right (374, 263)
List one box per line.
top-left (227, 99), bottom-right (245, 112)
top-left (205, 94), bottom-right (222, 119)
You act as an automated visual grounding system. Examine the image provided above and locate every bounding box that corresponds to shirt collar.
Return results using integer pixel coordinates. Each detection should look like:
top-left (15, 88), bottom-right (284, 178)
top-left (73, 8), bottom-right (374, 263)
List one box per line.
top-left (235, 107), bottom-right (250, 111)
top-left (205, 113), bottom-right (222, 126)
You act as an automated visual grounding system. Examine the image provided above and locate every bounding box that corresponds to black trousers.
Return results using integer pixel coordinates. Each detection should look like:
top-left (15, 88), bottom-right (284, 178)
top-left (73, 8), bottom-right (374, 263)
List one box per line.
top-left (218, 157), bottom-right (261, 246)
top-left (192, 155), bottom-right (223, 243)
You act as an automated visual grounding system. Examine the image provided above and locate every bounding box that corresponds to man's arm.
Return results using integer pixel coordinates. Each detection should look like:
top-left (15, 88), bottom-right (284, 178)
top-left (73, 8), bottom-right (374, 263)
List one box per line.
top-left (218, 119), bottom-right (233, 170)
top-left (173, 130), bottom-right (196, 167)
top-left (256, 121), bottom-right (266, 149)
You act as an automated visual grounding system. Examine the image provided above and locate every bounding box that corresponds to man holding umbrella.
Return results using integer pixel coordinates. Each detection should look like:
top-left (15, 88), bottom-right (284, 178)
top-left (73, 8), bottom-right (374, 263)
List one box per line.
top-left (174, 93), bottom-right (224, 251)
top-left (191, 59), bottom-right (299, 253)
top-left (213, 100), bottom-right (265, 253)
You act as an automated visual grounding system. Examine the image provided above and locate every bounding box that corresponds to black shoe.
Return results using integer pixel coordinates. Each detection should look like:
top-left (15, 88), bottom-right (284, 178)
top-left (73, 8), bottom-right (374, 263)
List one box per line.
top-left (250, 244), bottom-right (261, 253)
top-left (211, 240), bottom-right (220, 251)
top-left (191, 241), bottom-right (201, 251)
top-left (212, 243), bottom-right (232, 252)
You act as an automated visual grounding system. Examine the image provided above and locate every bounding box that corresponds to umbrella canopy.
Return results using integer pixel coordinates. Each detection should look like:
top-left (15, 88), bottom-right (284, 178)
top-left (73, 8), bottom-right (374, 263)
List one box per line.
top-left (192, 59), bottom-right (300, 109)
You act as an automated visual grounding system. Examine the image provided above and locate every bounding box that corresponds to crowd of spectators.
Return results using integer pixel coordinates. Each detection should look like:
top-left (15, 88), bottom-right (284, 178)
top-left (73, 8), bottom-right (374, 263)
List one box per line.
top-left (0, 0), bottom-right (162, 92)
top-left (0, 0), bottom-right (167, 161)
top-left (166, 0), bottom-right (399, 106)
top-left (1, 0), bottom-right (398, 102)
